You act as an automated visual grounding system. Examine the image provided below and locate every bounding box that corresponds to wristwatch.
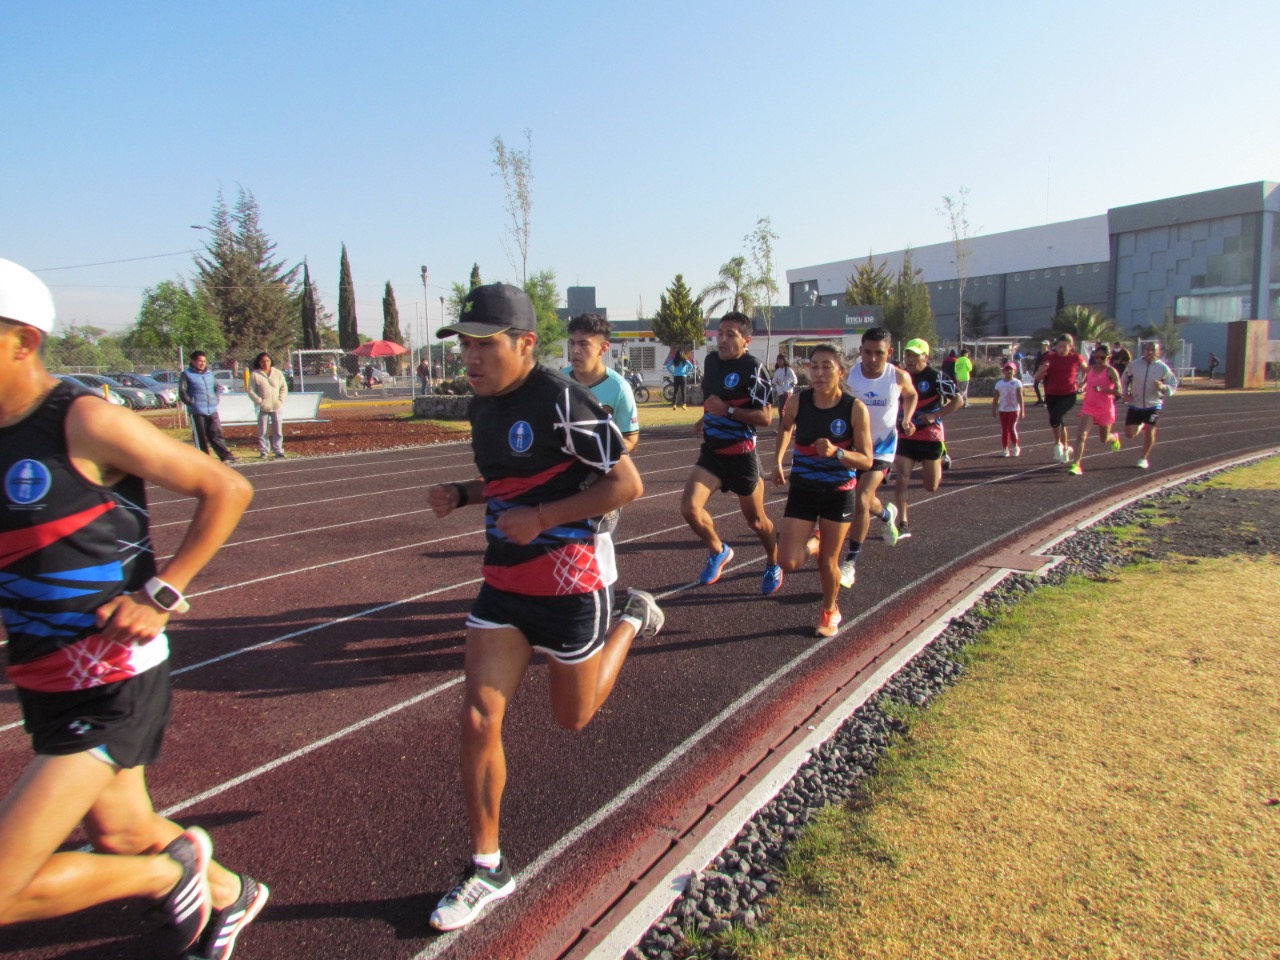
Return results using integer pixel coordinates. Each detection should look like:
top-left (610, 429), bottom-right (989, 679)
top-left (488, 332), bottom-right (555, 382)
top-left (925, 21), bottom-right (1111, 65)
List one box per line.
top-left (143, 576), bottom-right (190, 613)
top-left (835, 448), bottom-right (845, 461)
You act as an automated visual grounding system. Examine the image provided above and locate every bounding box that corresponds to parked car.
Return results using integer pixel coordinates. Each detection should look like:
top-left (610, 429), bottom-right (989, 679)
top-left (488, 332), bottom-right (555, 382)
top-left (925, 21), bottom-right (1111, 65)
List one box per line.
top-left (213, 369), bottom-right (242, 393)
top-left (151, 368), bottom-right (230, 395)
top-left (66, 374), bottom-right (159, 410)
top-left (105, 372), bottom-right (179, 407)
top-left (55, 374), bottom-right (128, 406)
top-left (149, 369), bottom-right (182, 383)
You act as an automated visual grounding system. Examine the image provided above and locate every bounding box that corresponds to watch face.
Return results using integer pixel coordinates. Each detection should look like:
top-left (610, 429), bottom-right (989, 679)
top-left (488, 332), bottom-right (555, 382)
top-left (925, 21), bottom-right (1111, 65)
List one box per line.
top-left (152, 585), bottom-right (181, 609)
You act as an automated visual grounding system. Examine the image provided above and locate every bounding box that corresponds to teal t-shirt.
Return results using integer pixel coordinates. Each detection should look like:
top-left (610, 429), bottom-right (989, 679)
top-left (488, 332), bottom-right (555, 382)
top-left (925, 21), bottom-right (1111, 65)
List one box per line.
top-left (562, 365), bottom-right (639, 437)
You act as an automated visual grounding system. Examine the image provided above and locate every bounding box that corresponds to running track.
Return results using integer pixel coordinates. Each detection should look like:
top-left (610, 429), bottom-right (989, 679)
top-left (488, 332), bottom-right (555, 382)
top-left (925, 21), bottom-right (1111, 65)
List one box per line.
top-left (3, 390), bottom-right (1278, 959)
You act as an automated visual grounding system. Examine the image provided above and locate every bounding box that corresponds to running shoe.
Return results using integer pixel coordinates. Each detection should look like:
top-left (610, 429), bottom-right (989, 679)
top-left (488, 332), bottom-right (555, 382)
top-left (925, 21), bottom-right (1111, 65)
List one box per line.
top-left (1000, 448), bottom-right (1010, 458)
top-left (839, 560), bottom-right (856, 589)
top-left (1136, 458), bottom-right (1149, 470)
top-left (897, 524), bottom-right (912, 540)
top-left (815, 608), bottom-right (842, 638)
top-left (1013, 445), bottom-right (1022, 457)
top-left (761, 564), bottom-right (784, 595)
top-left (1067, 463), bottom-right (1082, 476)
top-left (699, 544), bottom-right (734, 585)
top-left (1063, 446), bottom-right (1073, 462)
top-left (430, 860), bottom-right (515, 931)
top-left (159, 827), bottom-right (213, 954)
top-left (620, 588), bottom-right (665, 639)
top-left (189, 875), bottom-right (270, 960)
top-left (1052, 444), bottom-right (1064, 463)
top-left (941, 452), bottom-right (952, 471)
top-left (881, 503), bottom-right (900, 547)
top-left (1108, 437), bottom-right (1122, 452)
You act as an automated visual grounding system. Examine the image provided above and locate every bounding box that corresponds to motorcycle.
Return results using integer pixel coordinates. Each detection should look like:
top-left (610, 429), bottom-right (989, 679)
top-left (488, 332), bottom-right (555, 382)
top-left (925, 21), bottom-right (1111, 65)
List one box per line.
top-left (624, 369), bottom-right (650, 404)
top-left (661, 366), bottom-right (702, 404)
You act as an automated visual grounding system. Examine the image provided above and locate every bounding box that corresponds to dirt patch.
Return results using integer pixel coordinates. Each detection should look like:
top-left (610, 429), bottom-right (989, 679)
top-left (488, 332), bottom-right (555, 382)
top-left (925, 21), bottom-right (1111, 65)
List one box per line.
top-left (1136, 487), bottom-right (1280, 560)
top-left (218, 403), bottom-right (469, 458)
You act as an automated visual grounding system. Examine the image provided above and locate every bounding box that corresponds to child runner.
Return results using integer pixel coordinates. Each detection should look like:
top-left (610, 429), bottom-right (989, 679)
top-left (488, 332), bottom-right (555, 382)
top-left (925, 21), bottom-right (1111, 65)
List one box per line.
top-left (991, 361), bottom-right (1026, 456)
top-left (1068, 343), bottom-right (1123, 475)
top-left (772, 345), bottom-right (873, 637)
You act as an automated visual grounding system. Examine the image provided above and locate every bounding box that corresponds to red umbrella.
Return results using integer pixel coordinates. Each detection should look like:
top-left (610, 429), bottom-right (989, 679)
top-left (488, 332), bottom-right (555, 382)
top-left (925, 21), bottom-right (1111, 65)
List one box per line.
top-left (350, 339), bottom-right (409, 357)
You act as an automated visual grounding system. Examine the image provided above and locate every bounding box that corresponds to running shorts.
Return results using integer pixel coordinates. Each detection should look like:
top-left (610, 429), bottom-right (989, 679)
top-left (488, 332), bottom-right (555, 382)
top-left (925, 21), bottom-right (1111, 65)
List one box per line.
top-left (1125, 406), bottom-right (1161, 427)
top-left (895, 438), bottom-right (944, 462)
top-left (467, 583), bottom-right (614, 665)
top-left (783, 483), bottom-right (856, 524)
top-left (19, 662), bottom-right (173, 768)
top-left (1045, 393), bottom-right (1077, 427)
top-left (695, 446), bottom-right (761, 498)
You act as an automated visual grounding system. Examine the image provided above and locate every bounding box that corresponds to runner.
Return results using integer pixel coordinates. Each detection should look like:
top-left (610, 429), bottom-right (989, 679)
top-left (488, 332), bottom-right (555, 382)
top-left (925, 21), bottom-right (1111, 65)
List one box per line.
top-left (892, 339), bottom-right (961, 536)
top-left (772, 344), bottom-right (873, 637)
top-left (1034, 333), bottom-right (1087, 464)
top-left (1121, 340), bottom-right (1178, 469)
top-left (0, 259), bottom-right (265, 959)
top-left (427, 284), bottom-right (662, 932)
top-left (839, 328), bottom-right (918, 588)
top-left (679, 311), bottom-right (782, 594)
top-left (991, 361), bottom-right (1026, 457)
top-left (562, 313), bottom-right (640, 454)
top-left (1068, 343), bottom-right (1123, 475)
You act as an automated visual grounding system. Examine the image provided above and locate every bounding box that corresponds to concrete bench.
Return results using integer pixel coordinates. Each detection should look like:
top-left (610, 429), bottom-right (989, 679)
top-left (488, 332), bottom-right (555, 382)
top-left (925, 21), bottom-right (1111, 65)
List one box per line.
top-left (217, 392), bottom-right (324, 426)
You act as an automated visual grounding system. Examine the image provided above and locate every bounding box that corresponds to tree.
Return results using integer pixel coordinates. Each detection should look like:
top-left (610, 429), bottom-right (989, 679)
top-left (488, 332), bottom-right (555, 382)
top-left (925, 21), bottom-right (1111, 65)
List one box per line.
top-left (381, 281), bottom-right (405, 375)
top-left (882, 248), bottom-right (937, 345)
top-left (493, 130), bottom-right (533, 286)
top-left (1055, 285), bottom-right (1066, 316)
top-left (125, 280), bottom-right (224, 365)
top-left (1044, 304), bottom-right (1121, 345)
top-left (652, 274), bottom-right (706, 349)
top-left (939, 187), bottom-right (974, 345)
top-left (300, 261), bottom-right (320, 350)
top-left (746, 217), bottom-right (779, 357)
top-left (337, 244), bottom-right (358, 352)
top-left (965, 300), bottom-right (991, 338)
top-left (469, 263), bottom-right (482, 290)
top-left (845, 252), bottom-right (893, 306)
top-left (524, 270), bottom-right (564, 361)
top-left (193, 188), bottom-right (300, 359)
top-left (699, 255), bottom-right (756, 318)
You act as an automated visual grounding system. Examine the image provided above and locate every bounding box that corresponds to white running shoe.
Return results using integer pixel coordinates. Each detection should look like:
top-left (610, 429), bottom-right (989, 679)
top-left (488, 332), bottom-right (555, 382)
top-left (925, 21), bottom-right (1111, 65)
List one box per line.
top-left (1064, 446), bottom-right (1074, 461)
top-left (839, 560), bottom-right (856, 588)
top-left (1013, 445), bottom-right (1022, 457)
top-left (1000, 448), bottom-right (1010, 458)
top-left (1052, 444), bottom-right (1064, 463)
top-left (431, 860), bottom-right (515, 931)
top-left (1136, 458), bottom-right (1149, 470)
top-left (881, 503), bottom-right (899, 546)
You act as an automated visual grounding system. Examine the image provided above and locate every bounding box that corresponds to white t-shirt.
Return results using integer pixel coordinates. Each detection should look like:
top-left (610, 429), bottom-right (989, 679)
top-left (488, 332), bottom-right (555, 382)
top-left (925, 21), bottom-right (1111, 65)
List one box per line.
top-left (993, 378), bottom-right (1023, 413)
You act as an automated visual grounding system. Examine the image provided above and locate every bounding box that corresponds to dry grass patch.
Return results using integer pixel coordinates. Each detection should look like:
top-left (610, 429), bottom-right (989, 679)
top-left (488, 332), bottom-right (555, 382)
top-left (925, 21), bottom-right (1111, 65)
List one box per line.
top-left (750, 556), bottom-right (1280, 960)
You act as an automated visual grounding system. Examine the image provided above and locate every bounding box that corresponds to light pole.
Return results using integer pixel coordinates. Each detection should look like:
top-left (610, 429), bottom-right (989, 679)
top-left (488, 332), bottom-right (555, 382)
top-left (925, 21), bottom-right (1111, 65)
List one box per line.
top-left (420, 266), bottom-right (431, 391)
top-left (439, 296), bottom-right (445, 379)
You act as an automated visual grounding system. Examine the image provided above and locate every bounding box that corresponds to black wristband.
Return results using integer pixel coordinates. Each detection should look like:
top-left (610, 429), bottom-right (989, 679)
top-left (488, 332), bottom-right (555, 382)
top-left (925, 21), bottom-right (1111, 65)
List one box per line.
top-left (451, 482), bottom-right (469, 507)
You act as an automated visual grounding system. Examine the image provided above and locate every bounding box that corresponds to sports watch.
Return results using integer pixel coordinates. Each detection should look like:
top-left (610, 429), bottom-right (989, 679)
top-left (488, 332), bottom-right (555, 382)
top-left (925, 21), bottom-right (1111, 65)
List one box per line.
top-left (143, 577), bottom-right (190, 613)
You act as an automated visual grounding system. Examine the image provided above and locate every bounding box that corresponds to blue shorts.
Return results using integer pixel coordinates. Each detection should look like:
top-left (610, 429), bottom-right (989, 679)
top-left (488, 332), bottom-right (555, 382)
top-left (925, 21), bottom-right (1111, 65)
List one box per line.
top-left (467, 583), bottom-right (614, 664)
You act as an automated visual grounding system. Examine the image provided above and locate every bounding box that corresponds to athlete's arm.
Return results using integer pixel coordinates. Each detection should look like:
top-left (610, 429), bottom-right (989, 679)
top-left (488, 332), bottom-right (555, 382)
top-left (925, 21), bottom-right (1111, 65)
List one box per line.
top-left (846, 400), bottom-right (875, 472)
top-left (620, 432), bottom-right (639, 454)
top-left (895, 367), bottom-right (918, 432)
top-left (499, 455), bottom-right (643, 546)
top-left (429, 477), bottom-right (485, 517)
top-left (772, 392), bottom-right (801, 486)
top-left (66, 397), bottom-right (253, 644)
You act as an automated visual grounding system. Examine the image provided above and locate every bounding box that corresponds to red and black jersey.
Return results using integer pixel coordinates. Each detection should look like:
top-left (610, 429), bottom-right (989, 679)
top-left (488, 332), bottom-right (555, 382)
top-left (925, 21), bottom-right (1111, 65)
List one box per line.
top-left (899, 365), bottom-right (956, 443)
top-left (701, 351), bottom-right (772, 456)
top-left (469, 366), bottom-right (624, 596)
top-left (1, 381), bottom-right (157, 690)
top-left (790, 390), bottom-right (858, 492)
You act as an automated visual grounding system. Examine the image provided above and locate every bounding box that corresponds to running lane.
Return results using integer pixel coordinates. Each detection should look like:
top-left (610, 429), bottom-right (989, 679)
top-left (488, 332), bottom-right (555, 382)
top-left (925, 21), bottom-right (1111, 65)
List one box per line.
top-left (1, 390), bottom-right (1276, 959)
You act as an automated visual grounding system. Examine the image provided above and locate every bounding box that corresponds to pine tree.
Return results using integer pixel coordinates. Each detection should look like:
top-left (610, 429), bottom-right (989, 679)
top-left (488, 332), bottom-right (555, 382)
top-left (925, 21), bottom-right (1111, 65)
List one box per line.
top-left (300, 260), bottom-right (319, 350)
top-left (652, 274), bottom-right (706, 348)
top-left (469, 263), bottom-right (482, 290)
top-left (382, 281), bottom-right (405, 375)
top-left (193, 188), bottom-right (300, 361)
top-left (337, 244), bottom-right (359, 380)
top-left (882, 248), bottom-right (937, 345)
top-left (845, 252), bottom-right (893, 306)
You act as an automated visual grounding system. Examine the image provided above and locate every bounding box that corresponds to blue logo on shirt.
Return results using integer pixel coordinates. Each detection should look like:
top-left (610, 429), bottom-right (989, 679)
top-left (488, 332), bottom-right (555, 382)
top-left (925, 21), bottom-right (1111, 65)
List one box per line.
top-left (831, 418), bottom-right (848, 436)
top-left (508, 421), bottom-right (534, 453)
top-left (5, 459), bottom-right (52, 505)
top-left (724, 372), bottom-right (740, 388)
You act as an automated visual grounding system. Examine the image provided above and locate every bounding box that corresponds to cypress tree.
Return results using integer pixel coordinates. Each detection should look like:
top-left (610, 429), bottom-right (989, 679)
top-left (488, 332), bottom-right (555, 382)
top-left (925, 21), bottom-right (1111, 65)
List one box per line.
top-left (469, 263), bottom-right (482, 290)
top-left (300, 260), bottom-right (319, 350)
top-left (337, 244), bottom-right (359, 379)
top-left (382, 281), bottom-right (405, 375)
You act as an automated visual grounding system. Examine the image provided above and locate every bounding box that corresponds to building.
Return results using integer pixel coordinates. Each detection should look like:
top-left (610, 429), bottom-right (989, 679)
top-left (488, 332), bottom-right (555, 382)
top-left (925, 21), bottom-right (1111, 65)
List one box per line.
top-left (785, 180), bottom-right (1278, 371)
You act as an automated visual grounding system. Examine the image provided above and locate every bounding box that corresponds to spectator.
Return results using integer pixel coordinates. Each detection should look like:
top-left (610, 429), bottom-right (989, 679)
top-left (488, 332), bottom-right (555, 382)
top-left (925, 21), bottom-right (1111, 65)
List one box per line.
top-left (249, 351), bottom-right (289, 460)
top-left (179, 351), bottom-right (238, 463)
top-left (417, 357), bottom-right (431, 393)
top-left (1112, 341), bottom-right (1132, 380)
top-left (665, 347), bottom-right (694, 409)
top-left (1208, 352), bottom-right (1220, 380)
top-left (952, 347), bottom-right (973, 404)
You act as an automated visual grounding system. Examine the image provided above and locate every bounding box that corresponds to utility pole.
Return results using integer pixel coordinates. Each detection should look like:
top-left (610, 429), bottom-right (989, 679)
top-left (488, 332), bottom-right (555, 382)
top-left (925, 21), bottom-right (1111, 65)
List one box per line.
top-left (420, 265), bottom-right (431, 391)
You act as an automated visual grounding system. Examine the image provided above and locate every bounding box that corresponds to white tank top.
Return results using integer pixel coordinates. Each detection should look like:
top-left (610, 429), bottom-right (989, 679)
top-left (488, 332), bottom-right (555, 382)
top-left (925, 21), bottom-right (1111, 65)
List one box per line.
top-left (845, 363), bottom-right (901, 461)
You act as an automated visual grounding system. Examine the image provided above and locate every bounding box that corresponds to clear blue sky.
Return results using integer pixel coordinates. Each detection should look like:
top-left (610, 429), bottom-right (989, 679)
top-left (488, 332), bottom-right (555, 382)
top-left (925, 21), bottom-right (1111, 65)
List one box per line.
top-left (4, 0), bottom-right (1277, 343)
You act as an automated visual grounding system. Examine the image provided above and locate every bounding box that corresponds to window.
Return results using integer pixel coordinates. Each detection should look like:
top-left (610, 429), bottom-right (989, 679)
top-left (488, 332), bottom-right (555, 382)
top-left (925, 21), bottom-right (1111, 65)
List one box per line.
top-left (632, 345), bottom-right (657, 369)
top-left (1014, 273), bottom-right (1021, 281)
top-left (1076, 266), bottom-right (1083, 274)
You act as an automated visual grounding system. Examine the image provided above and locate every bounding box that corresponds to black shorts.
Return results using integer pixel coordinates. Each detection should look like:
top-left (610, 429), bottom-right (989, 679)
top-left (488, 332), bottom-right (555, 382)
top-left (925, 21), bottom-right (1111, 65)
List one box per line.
top-left (783, 482), bottom-right (856, 524)
top-left (1125, 407), bottom-right (1161, 427)
top-left (1045, 393), bottom-right (1077, 427)
top-left (696, 446), bottom-right (761, 498)
top-left (895, 438), bottom-right (944, 462)
top-left (467, 583), bottom-right (614, 665)
top-left (19, 662), bottom-right (173, 769)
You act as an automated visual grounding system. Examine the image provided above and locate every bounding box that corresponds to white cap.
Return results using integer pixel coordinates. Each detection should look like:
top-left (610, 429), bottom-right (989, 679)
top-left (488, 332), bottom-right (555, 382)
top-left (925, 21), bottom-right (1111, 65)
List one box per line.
top-left (0, 258), bottom-right (56, 335)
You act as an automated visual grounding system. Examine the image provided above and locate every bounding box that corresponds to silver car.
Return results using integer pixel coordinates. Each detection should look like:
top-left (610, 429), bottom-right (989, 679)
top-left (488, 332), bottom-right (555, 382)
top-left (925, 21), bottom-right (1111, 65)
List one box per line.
top-left (68, 374), bottom-right (158, 410)
top-left (56, 374), bottom-right (129, 406)
top-left (106, 372), bottom-right (179, 407)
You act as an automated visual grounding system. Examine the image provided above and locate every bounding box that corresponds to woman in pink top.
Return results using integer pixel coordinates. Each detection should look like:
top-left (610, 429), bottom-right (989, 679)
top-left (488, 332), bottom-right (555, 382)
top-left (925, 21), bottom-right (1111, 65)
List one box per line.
top-left (1068, 344), bottom-right (1122, 475)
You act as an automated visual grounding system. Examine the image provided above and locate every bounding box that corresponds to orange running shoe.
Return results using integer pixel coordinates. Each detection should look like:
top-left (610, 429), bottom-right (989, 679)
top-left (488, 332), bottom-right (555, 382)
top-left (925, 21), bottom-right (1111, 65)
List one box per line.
top-left (815, 608), bottom-right (842, 638)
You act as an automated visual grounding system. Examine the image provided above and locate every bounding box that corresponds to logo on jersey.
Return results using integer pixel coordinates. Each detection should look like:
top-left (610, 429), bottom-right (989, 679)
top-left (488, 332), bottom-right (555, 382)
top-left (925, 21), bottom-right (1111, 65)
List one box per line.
top-left (830, 418), bottom-right (848, 437)
top-left (5, 459), bottom-right (52, 506)
top-left (508, 421), bottom-right (534, 454)
top-left (919, 380), bottom-right (932, 393)
top-left (724, 372), bottom-right (740, 388)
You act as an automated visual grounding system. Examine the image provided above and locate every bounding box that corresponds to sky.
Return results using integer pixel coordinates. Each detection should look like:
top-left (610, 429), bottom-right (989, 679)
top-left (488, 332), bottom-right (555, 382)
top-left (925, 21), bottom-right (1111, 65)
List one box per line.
top-left (4, 0), bottom-right (1278, 345)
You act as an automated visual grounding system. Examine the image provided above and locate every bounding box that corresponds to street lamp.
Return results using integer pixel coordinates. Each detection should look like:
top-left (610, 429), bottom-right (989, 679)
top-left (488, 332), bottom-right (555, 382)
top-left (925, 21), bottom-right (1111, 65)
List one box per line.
top-left (439, 296), bottom-right (445, 379)
top-left (420, 266), bottom-right (431, 391)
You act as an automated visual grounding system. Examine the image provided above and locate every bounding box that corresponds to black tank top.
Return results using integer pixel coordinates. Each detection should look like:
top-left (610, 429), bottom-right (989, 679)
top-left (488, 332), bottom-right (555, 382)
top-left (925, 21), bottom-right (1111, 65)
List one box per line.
top-left (790, 389), bottom-right (858, 491)
top-left (0, 380), bottom-right (154, 666)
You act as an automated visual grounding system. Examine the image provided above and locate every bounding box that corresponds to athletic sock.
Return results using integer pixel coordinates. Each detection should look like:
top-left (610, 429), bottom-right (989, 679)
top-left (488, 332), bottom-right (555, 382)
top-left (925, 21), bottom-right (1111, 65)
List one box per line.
top-left (473, 851), bottom-right (502, 871)
top-left (878, 506), bottom-right (891, 523)
top-left (619, 613), bottom-right (643, 631)
top-left (846, 540), bottom-right (863, 563)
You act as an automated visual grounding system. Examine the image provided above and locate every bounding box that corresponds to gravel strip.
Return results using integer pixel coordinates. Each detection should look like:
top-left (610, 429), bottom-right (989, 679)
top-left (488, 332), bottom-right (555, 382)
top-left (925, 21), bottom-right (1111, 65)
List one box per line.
top-left (626, 490), bottom-right (1184, 960)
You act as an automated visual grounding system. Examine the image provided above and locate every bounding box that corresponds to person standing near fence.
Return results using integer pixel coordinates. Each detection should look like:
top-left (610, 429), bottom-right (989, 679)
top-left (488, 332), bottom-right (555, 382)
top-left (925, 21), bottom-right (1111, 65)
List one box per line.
top-left (248, 351), bottom-right (288, 460)
top-left (180, 351), bottom-right (238, 464)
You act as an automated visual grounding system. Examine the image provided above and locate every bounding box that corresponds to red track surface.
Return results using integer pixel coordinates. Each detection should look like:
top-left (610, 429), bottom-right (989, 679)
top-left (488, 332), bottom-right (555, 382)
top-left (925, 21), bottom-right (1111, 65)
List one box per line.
top-left (2, 390), bottom-right (1277, 959)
